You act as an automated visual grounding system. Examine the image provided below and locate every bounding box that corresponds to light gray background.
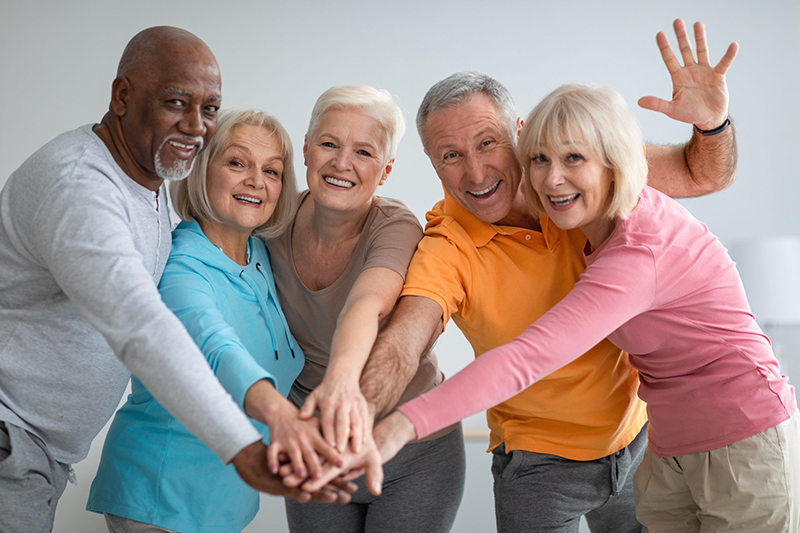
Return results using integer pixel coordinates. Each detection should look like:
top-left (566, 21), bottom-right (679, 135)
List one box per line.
top-left (2, 1), bottom-right (798, 532)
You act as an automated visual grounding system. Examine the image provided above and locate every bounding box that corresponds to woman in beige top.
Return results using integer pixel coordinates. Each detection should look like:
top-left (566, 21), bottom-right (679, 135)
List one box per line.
top-left (267, 85), bottom-right (464, 533)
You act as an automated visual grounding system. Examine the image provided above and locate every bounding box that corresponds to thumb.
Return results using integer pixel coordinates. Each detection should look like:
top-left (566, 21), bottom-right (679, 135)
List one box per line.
top-left (637, 96), bottom-right (671, 116)
top-left (365, 452), bottom-right (384, 496)
top-left (299, 395), bottom-right (317, 419)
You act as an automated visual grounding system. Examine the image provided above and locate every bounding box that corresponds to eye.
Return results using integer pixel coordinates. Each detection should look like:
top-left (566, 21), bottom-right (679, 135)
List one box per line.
top-left (481, 140), bottom-right (493, 148)
top-left (203, 105), bottom-right (219, 116)
top-left (167, 99), bottom-right (186, 108)
top-left (228, 159), bottom-right (244, 168)
top-left (443, 151), bottom-right (458, 161)
top-left (531, 154), bottom-right (549, 163)
top-left (263, 168), bottom-right (281, 178)
top-left (357, 149), bottom-right (373, 157)
top-left (566, 153), bottom-right (584, 163)
top-left (321, 141), bottom-right (336, 148)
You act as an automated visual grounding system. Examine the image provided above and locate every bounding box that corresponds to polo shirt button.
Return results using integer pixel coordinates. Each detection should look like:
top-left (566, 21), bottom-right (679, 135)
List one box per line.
top-left (525, 234), bottom-right (531, 241)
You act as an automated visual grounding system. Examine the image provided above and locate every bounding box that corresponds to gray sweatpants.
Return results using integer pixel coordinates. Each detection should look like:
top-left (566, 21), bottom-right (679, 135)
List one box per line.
top-left (492, 424), bottom-right (648, 533)
top-left (285, 424), bottom-right (466, 533)
top-left (0, 421), bottom-right (71, 533)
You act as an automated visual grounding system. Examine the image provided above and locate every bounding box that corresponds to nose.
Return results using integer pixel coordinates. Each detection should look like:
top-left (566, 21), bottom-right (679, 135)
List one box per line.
top-left (463, 153), bottom-right (485, 185)
top-left (332, 149), bottom-right (353, 171)
top-left (242, 167), bottom-right (265, 189)
top-left (544, 159), bottom-right (565, 188)
top-left (179, 106), bottom-right (207, 138)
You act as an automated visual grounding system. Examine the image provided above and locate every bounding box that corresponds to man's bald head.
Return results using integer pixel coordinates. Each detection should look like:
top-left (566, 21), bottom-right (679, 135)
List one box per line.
top-left (117, 26), bottom-right (215, 78)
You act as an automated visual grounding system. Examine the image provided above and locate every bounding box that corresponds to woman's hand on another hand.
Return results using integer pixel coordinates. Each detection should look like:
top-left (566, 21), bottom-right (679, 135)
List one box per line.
top-left (299, 379), bottom-right (372, 454)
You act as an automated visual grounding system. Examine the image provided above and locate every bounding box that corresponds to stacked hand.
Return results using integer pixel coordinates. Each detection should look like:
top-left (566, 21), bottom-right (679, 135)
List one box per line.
top-left (299, 379), bottom-right (372, 453)
top-left (638, 19), bottom-right (738, 130)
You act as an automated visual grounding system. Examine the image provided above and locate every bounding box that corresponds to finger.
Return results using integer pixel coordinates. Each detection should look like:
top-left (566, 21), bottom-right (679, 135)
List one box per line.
top-left (637, 96), bottom-right (673, 117)
top-left (336, 409), bottom-right (351, 453)
top-left (287, 444), bottom-right (307, 479)
top-left (342, 468), bottom-right (365, 482)
top-left (364, 453), bottom-right (384, 496)
top-left (672, 18), bottom-right (695, 66)
top-left (267, 443), bottom-right (282, 475)
top-left (321, 407), bottom-right (337, 448)
top-left (693, 21), bottom-right (710, 65)
top-left (299, 395), bottom-right (317, 420)
top-left (334, 489), bottom-right (353, 505)
top-left (287, 488), bottom-right (312, 504)
top-left (655, 31), bottom-right (680, 77)
top-left (301, 463), bottom-right (344, 493)
top-left (328, 477), bottom-right (359, 493)
top-left (714, 41), bottom-right (739, 75)
top-left (310, 433), bottom-right (343, 468)
top-left (310, 489), bottom-right (338, 504)
top-left (350, 412), bottom-right (363, 454)
top-left (300, 440), bottom-right (322, 478)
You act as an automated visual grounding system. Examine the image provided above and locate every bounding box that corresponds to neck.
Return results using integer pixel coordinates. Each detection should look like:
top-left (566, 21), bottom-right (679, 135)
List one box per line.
top-left (495, 181), bottom-right (541, 231)
top-left (581, 217), bottom-right (616, 252)
top-left (94, 113), bottom-right (163, 192)
top-left (300, 194), bottom-right (372, 246)
top-left (197, 219), bottom-right (251, 265)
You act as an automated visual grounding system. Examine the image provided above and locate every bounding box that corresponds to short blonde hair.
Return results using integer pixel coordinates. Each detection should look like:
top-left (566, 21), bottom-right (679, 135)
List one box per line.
top-left (170, 108), bottom-right (298, 239)
top-left (518, 84), bottom-right (647, 220)
top-left (307, 84), bottom-right (405, 162)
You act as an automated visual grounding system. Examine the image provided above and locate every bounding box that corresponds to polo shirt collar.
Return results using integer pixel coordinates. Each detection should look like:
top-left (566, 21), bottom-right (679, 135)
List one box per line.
top-left (440, 188), bottom-right (561, 250)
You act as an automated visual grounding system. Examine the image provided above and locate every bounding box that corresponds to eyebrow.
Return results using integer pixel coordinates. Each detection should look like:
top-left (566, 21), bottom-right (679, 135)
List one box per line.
top-left (161, 86), bottom-right (221, 102)
top-left (224, 143), bottom-right (284, 163)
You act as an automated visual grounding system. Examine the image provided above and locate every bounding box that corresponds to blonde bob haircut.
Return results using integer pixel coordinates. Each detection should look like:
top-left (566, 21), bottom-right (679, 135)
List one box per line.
top-left (307, 84), bottom-right (406, 162)
top-left (518, 84), bottom-right (648, 220)
top-left (170, 108), bottom-right (298, 239)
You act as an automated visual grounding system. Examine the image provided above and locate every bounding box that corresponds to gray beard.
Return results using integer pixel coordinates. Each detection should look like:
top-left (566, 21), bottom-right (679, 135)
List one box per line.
top-left (154, 137), bottom-right (200, 181)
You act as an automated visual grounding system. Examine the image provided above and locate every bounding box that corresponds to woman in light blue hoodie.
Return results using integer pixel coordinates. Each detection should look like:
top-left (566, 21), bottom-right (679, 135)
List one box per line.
top-left (87, 109), bottom-right (342, 533)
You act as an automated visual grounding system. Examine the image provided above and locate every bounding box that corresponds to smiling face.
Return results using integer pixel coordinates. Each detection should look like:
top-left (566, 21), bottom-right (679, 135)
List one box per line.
top-left (118, 41), bottom-right (221, 185)
top-left (528, 137), bottom-right (616, 247)
top-left (203, 124), bottom-right (284, 240)
top-left (424, 93), bottom-right (523, 225)
top-left (304, 108), bottom-right (392, 213)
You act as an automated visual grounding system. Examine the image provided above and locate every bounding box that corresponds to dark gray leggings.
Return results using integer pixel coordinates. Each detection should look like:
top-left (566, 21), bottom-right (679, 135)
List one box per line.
top-left (285, 424), bottom-right (466, 533)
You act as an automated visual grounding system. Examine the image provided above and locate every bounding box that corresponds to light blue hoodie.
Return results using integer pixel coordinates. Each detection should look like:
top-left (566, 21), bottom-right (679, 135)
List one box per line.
top-left (87, 220), bottom-right (304, 533)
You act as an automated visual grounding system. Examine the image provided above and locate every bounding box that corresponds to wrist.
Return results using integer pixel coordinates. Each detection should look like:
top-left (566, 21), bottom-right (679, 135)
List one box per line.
top-left (694, 116), bottom-right (731, 136)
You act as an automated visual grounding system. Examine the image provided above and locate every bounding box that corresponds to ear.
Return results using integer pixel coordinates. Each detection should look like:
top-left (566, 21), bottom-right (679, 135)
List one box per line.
top-left (378, 158), bottom-right (394, 186)
top-left (515, 117), bottom-right (524, 138)
top-left (110, 76), bottom-right (132, 117)
top-left (302, 135), bottom-right (309, 166)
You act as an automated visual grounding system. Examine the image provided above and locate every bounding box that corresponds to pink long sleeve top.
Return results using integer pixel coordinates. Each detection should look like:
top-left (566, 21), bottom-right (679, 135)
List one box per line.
top-left (398, 186), bottom-right (796, 457)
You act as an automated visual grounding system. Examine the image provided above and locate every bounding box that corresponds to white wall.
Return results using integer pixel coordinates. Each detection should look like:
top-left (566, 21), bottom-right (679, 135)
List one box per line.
top-left (2, 1), bottom-right (798, 532)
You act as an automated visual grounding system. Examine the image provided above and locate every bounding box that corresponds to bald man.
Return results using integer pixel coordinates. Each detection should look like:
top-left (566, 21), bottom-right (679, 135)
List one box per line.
top-left (0, 26), bottom-right (340, 532)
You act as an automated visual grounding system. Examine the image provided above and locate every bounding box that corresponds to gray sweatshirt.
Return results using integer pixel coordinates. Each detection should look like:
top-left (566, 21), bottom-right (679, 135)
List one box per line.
top-left (0, 125), bottom-right (260, 464)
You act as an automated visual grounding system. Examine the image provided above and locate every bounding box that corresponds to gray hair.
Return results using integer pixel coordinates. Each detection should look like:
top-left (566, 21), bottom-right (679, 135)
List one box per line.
top-left (307, 84), bottom-right (405, 162)
top-left (416, 71), bottom-right (518, 150)
top-left (170, 108), bottom-right (298, 239)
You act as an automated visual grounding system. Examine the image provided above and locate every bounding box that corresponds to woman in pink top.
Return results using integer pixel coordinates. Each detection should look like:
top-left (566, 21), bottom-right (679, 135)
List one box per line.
top-left (375, 84), bottom-right (798, 532)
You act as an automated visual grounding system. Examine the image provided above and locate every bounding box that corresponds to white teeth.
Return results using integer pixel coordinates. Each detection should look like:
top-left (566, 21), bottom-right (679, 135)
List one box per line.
top-left (324, 176), bottom-right (354, 188)
top-left (549, 193), bottom-right (579, 206)
top-left (234, 195), bottom-right (262, 205)
top-left (470, 182), bottom-right (499, 197)
top-left (169, 140), bottom-right (194, 150)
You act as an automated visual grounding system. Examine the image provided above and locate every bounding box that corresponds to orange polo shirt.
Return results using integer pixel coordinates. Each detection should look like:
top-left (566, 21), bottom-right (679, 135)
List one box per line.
top-left (401, 191), bottom-right (646, 460)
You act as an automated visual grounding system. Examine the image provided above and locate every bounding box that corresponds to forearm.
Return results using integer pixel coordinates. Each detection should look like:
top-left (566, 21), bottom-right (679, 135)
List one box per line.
top-left (325, 301), bottom-right (382, 386)
top-left (645, 120), bottom-right (736, 198)
top-left (245, 378), bottom-right (295, 426)
top-left (359, 296), bottom-right (443, 420)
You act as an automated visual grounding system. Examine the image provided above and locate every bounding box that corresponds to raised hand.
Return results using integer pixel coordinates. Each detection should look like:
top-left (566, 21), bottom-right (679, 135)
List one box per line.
top-left (638, 19), bottom-right (738, 131)
top-left (299, 378), bottom-right (372, 454)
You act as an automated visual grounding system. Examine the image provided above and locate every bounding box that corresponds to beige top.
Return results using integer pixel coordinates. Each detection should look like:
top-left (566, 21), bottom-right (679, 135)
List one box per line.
top-left (267, 192), bottom-right (443, 409)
